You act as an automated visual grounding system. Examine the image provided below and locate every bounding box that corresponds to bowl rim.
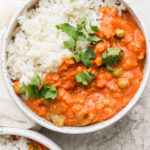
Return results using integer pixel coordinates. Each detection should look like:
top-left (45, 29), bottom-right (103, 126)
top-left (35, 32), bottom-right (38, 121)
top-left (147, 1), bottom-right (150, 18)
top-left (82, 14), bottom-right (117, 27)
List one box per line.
top-left (0, 127), bottom-right (61, 150)
top-left (1, 0), bottom-right (150, 134)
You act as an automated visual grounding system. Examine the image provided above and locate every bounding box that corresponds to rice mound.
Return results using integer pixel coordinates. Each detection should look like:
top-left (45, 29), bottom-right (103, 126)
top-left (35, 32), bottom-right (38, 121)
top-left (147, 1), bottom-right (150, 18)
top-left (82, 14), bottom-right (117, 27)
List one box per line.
top-left (0, 135), bottom-right (29, 150)
top-left (7, 0), bottom-right (126, 84)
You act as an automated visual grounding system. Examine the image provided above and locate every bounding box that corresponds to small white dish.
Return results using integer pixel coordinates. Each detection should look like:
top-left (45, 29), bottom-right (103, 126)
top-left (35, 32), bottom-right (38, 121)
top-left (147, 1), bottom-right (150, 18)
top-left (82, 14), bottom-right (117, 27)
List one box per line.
top-left (0, 127), bottom-right (61, 150)
top-left (1, 0), bottom-right (150, 134)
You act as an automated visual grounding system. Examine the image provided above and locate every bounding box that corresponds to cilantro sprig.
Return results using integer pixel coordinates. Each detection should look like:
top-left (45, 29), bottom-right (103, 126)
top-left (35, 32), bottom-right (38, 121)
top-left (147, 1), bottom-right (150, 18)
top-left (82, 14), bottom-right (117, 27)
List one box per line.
top-left (75, 72), bottom-right (96, 85)
top-left (56, 22), bottom-right (86, 51)
top-left (74, 47), bottom-right (96, 68)
top-left (102, 48), bottom-right (125, 71)
top-left (56, 17), bottom-right (103, 68)
top-left (19, 74), bottom-right (57, 100)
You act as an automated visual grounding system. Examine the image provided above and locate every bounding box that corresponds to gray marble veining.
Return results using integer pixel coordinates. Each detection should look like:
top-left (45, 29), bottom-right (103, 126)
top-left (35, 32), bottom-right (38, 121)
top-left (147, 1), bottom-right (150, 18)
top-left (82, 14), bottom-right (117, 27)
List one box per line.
top-left (41, 0), bottom-right (150, 149)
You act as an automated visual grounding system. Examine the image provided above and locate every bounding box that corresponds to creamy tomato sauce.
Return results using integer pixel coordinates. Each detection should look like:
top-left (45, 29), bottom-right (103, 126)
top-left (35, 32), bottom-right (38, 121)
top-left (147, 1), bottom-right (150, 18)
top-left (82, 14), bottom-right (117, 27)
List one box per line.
top-left (23, 7), bottom-right (146, 127)
top-left (28, 139), bottom-right (49, 150)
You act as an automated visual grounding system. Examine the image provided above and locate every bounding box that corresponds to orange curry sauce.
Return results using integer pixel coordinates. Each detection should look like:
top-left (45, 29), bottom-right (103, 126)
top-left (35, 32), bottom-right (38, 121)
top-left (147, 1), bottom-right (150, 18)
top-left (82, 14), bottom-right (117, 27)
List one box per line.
top-left (28, 139), bottom-right (49, 150)
top-left (25, 7), bottom-right (146, 127)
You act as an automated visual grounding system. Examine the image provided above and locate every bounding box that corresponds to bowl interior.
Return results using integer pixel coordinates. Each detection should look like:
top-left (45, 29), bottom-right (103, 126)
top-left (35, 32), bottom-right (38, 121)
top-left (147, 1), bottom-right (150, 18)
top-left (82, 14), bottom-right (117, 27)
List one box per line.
top-left (1, 0), bottom-right (150, 134)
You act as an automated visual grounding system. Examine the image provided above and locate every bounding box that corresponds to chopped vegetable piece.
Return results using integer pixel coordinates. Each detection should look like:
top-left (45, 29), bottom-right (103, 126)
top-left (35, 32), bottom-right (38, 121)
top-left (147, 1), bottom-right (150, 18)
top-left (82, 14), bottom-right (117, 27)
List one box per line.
top-left (50, 111), bottom-right (66, 127)
top-left (118, 78), bottom-right (129, 89)
top-left (115, 29), bottom-right (125, 38)
top-left (102, 48), bottom-right (124, 71)
top-left (75, 72), bottom-right (96, 85)
top-left (112, 66), bottom-right (122, 77)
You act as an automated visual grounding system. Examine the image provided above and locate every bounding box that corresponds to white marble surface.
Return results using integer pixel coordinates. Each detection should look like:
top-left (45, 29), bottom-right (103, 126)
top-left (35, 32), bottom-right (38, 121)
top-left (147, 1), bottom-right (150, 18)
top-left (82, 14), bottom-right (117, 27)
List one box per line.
top-left (41, 0), bottom-right (150, 150)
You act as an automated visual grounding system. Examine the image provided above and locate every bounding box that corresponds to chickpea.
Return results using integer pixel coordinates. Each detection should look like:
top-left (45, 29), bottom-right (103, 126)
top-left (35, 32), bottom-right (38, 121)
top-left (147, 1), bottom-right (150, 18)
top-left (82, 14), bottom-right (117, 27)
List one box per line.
top-left (95, 57), bottom-right (102, 66)
top-left (14, 85), bottom-right (21, 94)
top-left (50, 112), bottom-right (66, 127)
top-left (115, 29), bottom-right (125, 38)
top-left (138, 53), bottom-right (144, 60)
top-left (112, 67), bottom-right (122, 77)
top-left (118, 78), bottom-right (129, 89)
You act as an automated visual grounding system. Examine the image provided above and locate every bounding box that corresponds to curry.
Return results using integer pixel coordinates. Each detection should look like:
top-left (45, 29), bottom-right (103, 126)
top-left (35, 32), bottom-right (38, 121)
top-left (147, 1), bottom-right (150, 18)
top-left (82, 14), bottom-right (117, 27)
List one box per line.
top-left (14, 7), bottom-right (146, 127)
top-left (28, 139), bottom-right (49, 150)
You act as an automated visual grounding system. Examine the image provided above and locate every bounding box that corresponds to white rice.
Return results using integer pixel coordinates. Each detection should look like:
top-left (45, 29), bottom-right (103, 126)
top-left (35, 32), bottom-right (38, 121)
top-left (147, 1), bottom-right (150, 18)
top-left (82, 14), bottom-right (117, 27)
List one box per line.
top-left (0, 135), bottom-right (29, 150)
top-left (7, 0), bottom-right (126, 84)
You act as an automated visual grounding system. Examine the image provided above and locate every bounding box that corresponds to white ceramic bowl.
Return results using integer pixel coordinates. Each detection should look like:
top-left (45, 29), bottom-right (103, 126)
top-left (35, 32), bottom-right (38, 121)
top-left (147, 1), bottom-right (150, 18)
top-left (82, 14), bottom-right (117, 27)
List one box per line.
top-left (0, 127), bottom-right (61, 150)
top-left (1, 0), bottom-right (150, 134)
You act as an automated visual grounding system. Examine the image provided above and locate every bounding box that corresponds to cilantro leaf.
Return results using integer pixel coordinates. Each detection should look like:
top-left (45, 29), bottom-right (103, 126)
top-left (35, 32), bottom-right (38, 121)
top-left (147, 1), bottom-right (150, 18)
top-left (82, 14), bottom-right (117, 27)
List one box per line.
top-left (75, 72), bottom-right (96, 85)
top-left (56, 23), bottom-right (77, 40)
top-left (39, 83), bottom-right (57, 100)
top-left (44, 86), bottom-right (57, 100)
top-left (56, 23), bottom-right (86, 41)
top-left (74, 48), bottom-right (83, 62)
top-left (76, 32), bottom-right (86, 41)
top-left (25, 85), bottom-right (36, 99)
top-left (88, 34), bottom-right (103, 44)
top-left (39, 83), bottom-right (48, 98)
top-left (20, 83), bottom-right (38, 99)
top-left (81, 48), bottom-right (96, 68)
top-left (87, 28), bottom-right (95, 35)
top-left (86, 47), bottom-right (97, 59)
top-left (87, 24), bottom-right (99, 34)
top-left (81, 54), bottom-right (91, 68)
top-left (77, 17), bottom-right (87, 31)
top-left (102, 48), bottom-right (124, 71)
top-left (90, 25), bottom-right (99, 32)
top-left (64, 39), bottom-right (76, 51)
top-left (30, 73), bottom-right (41, 86)
top-left (74, 48), bottom-right (96, 68)
top-left (106, 64), bottom-right (114, 72)
top-left (19, 83), bottom-right (26, 94)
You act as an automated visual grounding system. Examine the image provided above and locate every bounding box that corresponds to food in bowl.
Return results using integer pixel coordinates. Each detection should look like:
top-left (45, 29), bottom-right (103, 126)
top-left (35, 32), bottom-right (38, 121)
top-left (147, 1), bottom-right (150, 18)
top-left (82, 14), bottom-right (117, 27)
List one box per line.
top-left (0, 135), bottom-right (49, 150)
top-left (6, 0), bottom-right (146, 127)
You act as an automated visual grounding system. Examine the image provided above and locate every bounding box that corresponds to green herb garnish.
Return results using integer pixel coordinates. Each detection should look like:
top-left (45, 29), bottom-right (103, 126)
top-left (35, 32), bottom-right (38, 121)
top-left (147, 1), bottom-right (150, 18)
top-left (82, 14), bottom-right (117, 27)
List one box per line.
top-left (64, 39), bottom-right (76, 51)
top-left (56, 23), bottom-right (86, 52)
top-left (39, 83), bottom-right (57, 100)
top-left (102, 48), bottom-right (124, 71)
top-left (75, 72), bottom-right (96, 85)
top-left (56, 23), bottom-right (78, 40)
top-left (19, 74), bottom-right (57, 100)
top-left (74, 47), bottom-right (96, 68)
top-left (56, 17), bottom-right (103, 68)
top-left (30, 73), bottom-right (41, 86)
top-left (77, 17), bottom-right (87, 31)
top-left (88, 34), bottom-right (103, 44)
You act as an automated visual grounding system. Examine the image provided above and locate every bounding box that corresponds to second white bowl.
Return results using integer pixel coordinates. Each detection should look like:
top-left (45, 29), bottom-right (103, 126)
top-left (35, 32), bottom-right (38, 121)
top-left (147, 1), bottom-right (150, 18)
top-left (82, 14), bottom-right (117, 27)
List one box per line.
top-left (0, 127), bottom-right (61, 150)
